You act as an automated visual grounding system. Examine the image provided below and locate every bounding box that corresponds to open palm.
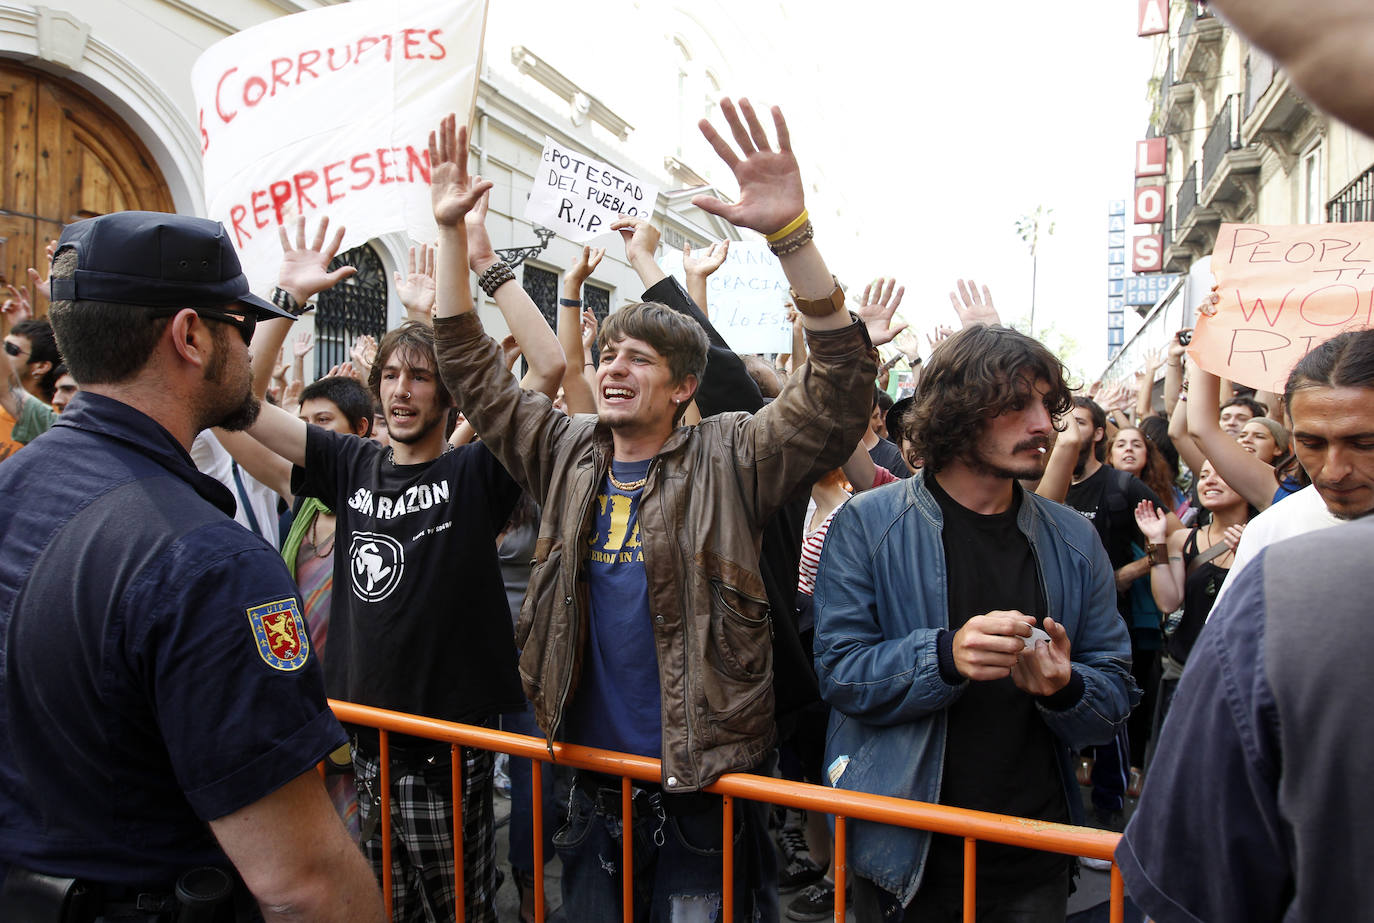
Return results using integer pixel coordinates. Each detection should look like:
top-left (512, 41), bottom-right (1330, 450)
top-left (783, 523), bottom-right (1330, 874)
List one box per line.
top-left (692, 99), bottom-right (804, 235)
top-left (428, 113), bottom-right (492, 228)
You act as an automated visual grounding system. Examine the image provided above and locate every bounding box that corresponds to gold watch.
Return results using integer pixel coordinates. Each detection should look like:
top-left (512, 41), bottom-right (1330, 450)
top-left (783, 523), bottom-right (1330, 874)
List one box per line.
top-left (789, 276), bottom-right (846, 318)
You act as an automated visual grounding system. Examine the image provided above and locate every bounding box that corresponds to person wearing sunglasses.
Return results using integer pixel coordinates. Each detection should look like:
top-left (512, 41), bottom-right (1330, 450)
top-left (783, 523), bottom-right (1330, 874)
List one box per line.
top-left (0, 318), bottom-right (64, 451)
top-left (0, 211), bottom-right (384, 923)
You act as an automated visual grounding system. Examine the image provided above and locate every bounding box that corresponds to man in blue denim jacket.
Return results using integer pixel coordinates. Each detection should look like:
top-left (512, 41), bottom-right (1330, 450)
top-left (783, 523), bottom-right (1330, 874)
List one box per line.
top-left (814, 324), bottom-right (1136, 921)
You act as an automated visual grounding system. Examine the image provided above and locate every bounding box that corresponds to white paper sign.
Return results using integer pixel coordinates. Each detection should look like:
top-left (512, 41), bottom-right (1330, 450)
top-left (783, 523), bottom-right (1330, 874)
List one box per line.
top-left (524, 137), bottom-right (659, 242)
top-left (662, 240), bottom-right (792, 353)
top-left (192, 0), bottom-right (486, 290)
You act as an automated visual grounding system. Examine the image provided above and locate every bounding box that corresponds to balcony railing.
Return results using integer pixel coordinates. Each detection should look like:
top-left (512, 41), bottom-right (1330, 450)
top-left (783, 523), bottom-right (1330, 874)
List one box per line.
top-left (1202, 95), bottom-right (1240, 189)
top-left (1329, 164), bottom-right (1374, 223)
top-left (1176, 162), bottom-right (1198, 229)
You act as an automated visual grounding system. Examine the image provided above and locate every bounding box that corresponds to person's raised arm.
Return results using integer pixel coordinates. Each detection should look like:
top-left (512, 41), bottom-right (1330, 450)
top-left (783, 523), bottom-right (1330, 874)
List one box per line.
top-left (1136, 348), bottom-right (1162, 423)
top-left (212, 427), bottom-right (295, 502)
top-left (558, 245), bottom-right (604, 414)
top-left (209, 770), bottom-right (385, 922)
top-left (1135, 501), bottom-right (1184, 613)
top-left (949, 279), bottom-right (1002, 329)
top-left (1167, 383), bottom-right (1207, 479)
top-left (683, 240), bottom-right (730, 317)
top-left (394, 243), bottom-right (437, 325)
top-left (245, 218), bottom-right (355, 467)
top-left (1185, 357), bottom-right (1277, 511)
top-left (1034, 408), bottom-right (1085, 503)
top-left (1163, 328), bottom-right (1189, 415)
top-left (693, 98), bottom-right (849, 332)
top-left (464, 188), bottom-right (565, 396)
top-left (855, 278), bottom-right (909, 349)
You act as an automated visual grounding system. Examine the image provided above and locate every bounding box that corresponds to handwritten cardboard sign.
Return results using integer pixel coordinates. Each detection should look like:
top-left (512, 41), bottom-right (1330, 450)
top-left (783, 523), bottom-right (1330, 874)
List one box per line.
top-left (191, 0), bottom-right (486, 289)
top-left (1191, 222), bottom-right (1374, 392)
top-left (524, 137), bottom-right (659, 242)
top-left (661, 240), bottom-right (791, 353)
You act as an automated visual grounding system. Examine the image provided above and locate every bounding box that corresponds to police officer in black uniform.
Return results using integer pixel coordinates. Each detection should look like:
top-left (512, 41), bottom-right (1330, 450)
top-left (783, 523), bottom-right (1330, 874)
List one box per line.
top-left (0, 212), bottom-right (383, 922)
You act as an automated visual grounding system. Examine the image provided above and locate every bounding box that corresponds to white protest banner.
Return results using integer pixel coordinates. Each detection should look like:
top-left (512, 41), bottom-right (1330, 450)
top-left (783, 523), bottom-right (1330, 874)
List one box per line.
top-left (1191, 222), bottom-right (1374, 392)
top-left (524, 137), bottom-right (659, 242)
top-left (192, 0), bottom-right (486, 290)
top-left (662, 240), bottom-right (792, 353)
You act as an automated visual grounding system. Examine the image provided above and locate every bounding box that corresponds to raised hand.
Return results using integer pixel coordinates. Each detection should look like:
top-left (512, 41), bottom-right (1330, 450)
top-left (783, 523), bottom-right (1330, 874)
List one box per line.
top-left (610, 215), bottom-right (661, 265)
top-left (684, 240), bottom-right (730, 278)
top-left (429, 113), bottom-right (493, 229)
top-left (1169, 328), bottom-right (1193, 361)
top-left (292, 330), bottom-right (315, 358)
top-left (499, 334), bottom-right (523, 372)
top-left (567, 245), bottom-right (606, 287)
top-left (927, 325), bottom-right (956, 350)
top-left (282, 378), bottom-right (303, 413)
top-left (463, 187), bottom-right (500, 274)
top-left (394, 243), bottom-right (437, 317)
top-left (25, 239), bottom-right (58, 300)
top-left (855, 278), bottom-right (909, 347)
top-left (692, 99), bottom-right (804, 235)
top-left (949, 279), bottom-right (1001, 328)
top-left (1134, 499), bottom-right (1170, 544)
top-left (580, 309), bottom-right (599, 352)
top-left (2, 284), bottom-right (32, 332)
top-left (326, 361), bottom-right (355, 380)
top-left (350, 334), bottom-right (377, 372)
top-left (277, 216), bottom-right (356, 302)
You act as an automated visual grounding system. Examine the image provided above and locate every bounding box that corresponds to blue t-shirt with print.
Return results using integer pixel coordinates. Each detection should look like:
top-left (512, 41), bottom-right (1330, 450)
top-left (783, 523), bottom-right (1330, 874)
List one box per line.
top-left (566, 457), bottom-right (662, 757)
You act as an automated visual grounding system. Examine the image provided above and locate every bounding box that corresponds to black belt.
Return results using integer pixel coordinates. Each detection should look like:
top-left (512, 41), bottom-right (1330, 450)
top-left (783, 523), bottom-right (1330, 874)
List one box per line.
top-left (0, 865), bottom-right (248, 923)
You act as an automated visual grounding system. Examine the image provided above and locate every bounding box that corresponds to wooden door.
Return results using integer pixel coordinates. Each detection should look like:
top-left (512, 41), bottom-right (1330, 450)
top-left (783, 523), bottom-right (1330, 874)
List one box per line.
top-left (0, 62), bottom-right (173, 312)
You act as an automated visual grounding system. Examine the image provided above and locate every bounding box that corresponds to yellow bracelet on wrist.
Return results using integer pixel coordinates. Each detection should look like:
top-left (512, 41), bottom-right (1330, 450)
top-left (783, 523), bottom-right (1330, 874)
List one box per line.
top-left (765, 209), bottom-right (809, 243)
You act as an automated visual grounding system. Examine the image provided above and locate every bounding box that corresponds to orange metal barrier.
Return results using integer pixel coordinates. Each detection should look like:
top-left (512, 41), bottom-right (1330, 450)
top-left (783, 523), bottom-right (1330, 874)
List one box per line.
top-left (330, 700), bottom-right (1125, 923)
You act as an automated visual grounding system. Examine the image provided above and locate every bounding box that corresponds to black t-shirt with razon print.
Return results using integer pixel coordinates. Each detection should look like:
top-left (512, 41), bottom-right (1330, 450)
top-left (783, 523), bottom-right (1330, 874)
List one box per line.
top-left (293, 427), bottom-right (524, 732)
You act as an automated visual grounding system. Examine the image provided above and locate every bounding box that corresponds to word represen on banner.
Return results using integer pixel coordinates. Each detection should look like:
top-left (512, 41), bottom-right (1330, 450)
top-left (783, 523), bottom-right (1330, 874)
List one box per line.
top-left (1191, 223), bottom-right (1374, 392)
top-left (191, 0), bottom-right (486, 289)
top-left (524, 138), bottom-right (659, 242)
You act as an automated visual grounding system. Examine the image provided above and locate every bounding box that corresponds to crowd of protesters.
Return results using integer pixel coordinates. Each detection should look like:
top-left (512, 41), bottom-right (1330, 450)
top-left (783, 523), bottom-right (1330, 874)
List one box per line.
top-left (2, 70), bottom-right (1374, 923)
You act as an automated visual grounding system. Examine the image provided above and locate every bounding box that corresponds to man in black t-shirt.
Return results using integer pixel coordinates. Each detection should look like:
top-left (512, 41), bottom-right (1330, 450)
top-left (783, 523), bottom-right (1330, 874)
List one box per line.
top-left (1064, 396), bottom-right (1166, 830)
top-left (249, 241), bottom-right (566, 923)
top-left (815, 325), bottom-right (1134, 921)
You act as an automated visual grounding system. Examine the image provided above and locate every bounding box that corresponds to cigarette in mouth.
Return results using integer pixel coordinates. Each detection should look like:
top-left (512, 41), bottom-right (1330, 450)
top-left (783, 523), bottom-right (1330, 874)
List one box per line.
top-left (1037, 446), bottom-right (1047, 454)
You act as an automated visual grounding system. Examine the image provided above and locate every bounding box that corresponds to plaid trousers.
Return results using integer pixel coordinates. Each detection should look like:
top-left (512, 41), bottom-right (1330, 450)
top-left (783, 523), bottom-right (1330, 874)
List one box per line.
top-left (354, 741), bottom-right (498, 923)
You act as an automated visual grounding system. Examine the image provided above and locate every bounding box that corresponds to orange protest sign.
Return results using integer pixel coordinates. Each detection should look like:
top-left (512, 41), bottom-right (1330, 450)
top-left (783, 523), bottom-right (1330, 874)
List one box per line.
top-left (1190, 223), bottom-right (1374, 392)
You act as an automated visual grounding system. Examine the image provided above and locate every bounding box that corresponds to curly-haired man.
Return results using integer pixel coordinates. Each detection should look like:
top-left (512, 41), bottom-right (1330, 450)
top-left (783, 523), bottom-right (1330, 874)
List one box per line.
top-left (814, 323), bottom-right (1136, 921)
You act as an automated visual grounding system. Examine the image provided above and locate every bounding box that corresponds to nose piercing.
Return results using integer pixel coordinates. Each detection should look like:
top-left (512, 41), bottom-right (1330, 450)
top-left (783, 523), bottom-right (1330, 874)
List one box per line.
top-left (400, 390), bottom-right (410, 399)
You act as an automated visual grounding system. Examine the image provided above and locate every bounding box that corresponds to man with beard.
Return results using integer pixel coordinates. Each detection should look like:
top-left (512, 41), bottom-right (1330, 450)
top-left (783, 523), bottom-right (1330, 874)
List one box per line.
top-left (814, 324), bottom-right (1134, 921)
top-left (244, 217), bottom-right (565, 921)
top-left (0, 212), bottom-right (382, 921)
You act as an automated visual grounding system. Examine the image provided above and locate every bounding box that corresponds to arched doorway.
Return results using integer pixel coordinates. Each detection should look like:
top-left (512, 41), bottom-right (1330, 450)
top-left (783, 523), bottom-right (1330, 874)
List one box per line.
top-left (0, 61), bottom-right (173, 311)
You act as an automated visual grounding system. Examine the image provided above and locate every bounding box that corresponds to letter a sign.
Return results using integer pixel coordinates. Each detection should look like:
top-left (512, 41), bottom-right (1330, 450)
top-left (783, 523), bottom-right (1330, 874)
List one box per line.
top-left (1138, 0), bottom-right (1168, 36)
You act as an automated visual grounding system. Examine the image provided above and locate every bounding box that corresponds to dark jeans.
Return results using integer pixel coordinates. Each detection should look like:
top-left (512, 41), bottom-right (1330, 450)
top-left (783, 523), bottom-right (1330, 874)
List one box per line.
top-left (853, 869), bottom-right (1070, 922)
top-left (500, 704), bottom-right (557, 875)
top-left (554, 773), bottom-right (779, 922)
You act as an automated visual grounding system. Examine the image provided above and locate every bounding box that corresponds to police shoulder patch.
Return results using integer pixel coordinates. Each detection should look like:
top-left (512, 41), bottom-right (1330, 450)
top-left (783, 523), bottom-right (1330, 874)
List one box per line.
top-left (247, 598), bottom-right (310, 671)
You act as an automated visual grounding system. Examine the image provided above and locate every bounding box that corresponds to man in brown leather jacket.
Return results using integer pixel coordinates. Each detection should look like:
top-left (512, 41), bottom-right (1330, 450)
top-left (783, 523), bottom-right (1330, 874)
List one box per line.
top-left (428, 100), bottom-right (876, 920)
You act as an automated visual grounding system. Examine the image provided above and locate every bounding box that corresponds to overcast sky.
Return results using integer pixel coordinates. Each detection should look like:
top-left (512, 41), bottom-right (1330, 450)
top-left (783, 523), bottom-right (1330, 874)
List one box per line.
top-left (485, 1), bottom-right (1158, 380)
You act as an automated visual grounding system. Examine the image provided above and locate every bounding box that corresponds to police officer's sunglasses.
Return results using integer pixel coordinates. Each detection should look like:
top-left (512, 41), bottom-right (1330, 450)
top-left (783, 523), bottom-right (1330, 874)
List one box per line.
top-left (150, 307), bottom-right (256, 346)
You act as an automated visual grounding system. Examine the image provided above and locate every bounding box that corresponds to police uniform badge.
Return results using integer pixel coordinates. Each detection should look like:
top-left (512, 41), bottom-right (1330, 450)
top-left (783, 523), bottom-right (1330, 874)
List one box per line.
top-left (247, 598), bottom-right (310, 671)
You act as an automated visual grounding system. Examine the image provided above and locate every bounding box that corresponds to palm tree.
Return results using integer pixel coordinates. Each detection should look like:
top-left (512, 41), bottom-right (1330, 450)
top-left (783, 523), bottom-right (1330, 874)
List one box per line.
top-left (1015, 206), bottom-right (1055, 339)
